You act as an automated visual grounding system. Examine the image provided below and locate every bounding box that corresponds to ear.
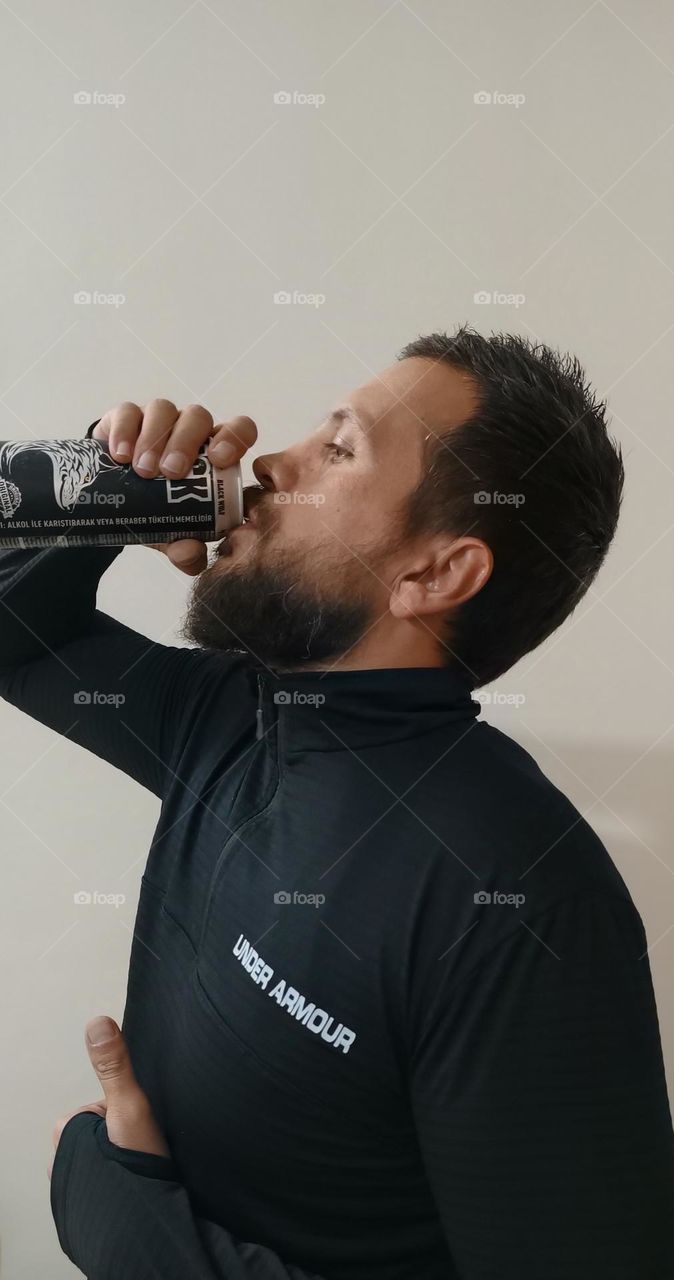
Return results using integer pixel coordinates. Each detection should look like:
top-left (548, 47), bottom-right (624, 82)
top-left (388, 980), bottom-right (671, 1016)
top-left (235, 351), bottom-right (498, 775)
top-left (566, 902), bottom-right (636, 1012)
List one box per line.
top-left (390, 537), bottom-right (493, 621)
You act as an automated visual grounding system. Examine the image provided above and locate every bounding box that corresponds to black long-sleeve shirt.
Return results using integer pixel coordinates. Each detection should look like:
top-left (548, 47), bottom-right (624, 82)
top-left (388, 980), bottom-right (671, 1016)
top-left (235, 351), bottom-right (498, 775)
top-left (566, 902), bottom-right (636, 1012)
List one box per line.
top-left (1, 485), bottom-right (673, 1277)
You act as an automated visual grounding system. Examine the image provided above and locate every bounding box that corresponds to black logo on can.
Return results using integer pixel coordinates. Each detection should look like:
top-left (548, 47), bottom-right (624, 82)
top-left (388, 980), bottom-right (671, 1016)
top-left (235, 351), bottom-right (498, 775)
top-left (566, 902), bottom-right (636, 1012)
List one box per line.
top-left (165, 453), bottom-right (212, 504)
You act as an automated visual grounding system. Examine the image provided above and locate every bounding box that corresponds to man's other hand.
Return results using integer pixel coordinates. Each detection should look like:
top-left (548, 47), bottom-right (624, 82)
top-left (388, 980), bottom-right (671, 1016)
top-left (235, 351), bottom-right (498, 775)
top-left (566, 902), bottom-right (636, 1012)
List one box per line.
top-left (49, 1015), bottom-right (170, 1179)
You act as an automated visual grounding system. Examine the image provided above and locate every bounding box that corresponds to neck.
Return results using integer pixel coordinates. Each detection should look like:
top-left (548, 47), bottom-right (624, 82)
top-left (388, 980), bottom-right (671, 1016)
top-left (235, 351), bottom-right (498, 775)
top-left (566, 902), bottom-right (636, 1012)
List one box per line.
top-left (280, 619), bottom-right (446, 673)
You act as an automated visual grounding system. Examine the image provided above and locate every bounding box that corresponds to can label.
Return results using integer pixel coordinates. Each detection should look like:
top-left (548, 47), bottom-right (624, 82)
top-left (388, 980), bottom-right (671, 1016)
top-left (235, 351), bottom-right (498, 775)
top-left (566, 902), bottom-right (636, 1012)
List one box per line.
top-left (166, 456), bottom-right (212, 505)
top-left (0, 437), bottom-right (232, 547)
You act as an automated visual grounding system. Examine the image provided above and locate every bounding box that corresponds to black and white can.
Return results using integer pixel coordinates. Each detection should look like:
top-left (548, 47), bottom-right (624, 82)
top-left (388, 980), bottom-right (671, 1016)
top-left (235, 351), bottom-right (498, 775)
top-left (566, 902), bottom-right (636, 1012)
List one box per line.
top-left (0, 437), bottom-right (243, 548)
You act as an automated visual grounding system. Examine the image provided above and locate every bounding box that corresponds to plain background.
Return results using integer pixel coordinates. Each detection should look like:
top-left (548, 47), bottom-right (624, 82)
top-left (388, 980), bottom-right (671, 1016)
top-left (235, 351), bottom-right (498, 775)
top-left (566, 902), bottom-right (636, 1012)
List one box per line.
top-left (1, 1), bottom-right (673, 1274)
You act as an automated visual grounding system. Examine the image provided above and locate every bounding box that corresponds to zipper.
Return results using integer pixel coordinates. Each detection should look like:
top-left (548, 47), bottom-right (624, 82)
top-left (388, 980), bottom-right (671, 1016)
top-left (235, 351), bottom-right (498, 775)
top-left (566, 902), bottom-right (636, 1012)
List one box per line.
top-left (256, 672), bottom-right (265, 740)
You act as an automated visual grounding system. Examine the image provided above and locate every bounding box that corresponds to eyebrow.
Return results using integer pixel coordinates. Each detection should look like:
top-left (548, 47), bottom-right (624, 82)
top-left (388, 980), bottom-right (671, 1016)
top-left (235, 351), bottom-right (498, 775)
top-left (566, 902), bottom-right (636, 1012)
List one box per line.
top-left (328, 405), bottom-right (370, 434)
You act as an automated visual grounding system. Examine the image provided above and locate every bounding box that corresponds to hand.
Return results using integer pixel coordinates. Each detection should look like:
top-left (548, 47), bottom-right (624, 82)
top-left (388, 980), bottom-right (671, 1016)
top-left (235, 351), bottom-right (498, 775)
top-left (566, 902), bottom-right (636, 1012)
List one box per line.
top-left (49, 1015), bottom-right (169, 1180)
top-left (92, 400), bottom-right (258, 575)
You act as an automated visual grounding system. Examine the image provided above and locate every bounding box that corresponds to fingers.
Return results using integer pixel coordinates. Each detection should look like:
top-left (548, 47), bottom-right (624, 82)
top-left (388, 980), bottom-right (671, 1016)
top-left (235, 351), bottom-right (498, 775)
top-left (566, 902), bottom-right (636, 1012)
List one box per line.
top-left (52, 1100), bottom-right (106, 1149)
top-left (49, 1099), bottom-right (107, 1180)
top-left (91, 403), bottom-right (142, 461)
top-left (85, 1016), bottom-right (146, 1107)
top-left (90, 404), bottom-right (257, 482)
top-left (207, 414), bottom-right (257, 470)
top-left (131, 399), bottom-right (183, 476)
top-left (156, 403), bottom-right (215, 478)
top-left (147, 538), bottom-right (208, 576)
top-left (84, 1015), bottom-right (171, 1158)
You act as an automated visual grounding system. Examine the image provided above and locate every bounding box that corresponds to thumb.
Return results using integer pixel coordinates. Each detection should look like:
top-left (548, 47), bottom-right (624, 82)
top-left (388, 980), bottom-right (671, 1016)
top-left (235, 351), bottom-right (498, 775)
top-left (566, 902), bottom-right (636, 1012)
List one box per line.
top-left (147, 538), bottom-right (208, 576)
top-left (85, 1016), bottom-right (144, 1105)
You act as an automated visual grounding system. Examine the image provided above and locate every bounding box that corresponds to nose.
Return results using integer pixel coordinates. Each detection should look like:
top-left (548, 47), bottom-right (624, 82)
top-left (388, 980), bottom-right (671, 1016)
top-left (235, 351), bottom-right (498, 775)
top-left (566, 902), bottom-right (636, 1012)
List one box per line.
top-left (252, 453), bottom-right (276, 492)
top-left (252, 450), bottom-right (294, 494)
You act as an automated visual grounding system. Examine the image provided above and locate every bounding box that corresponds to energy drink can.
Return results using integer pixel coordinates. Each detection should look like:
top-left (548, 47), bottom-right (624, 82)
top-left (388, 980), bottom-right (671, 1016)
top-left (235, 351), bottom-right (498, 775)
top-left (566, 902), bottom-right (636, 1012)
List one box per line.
top-left (0, 437), bottom-right (243, 548)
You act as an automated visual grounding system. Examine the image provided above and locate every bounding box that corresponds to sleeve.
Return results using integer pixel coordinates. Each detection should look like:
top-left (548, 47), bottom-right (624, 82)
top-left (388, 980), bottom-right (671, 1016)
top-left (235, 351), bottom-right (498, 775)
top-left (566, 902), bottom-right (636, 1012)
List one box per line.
top-left (409, 893), bottom-right (674, 1280)
top-left (50, 1111), bottom-right (326, 1280)
top-left (0, 420), bottom-right (236, 798)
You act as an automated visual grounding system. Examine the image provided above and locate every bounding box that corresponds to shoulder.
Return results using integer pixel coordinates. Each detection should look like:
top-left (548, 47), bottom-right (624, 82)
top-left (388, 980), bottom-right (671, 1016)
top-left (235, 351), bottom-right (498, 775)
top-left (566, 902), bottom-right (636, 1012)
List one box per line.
top-left (391, 719), bottom-right (641, 1012)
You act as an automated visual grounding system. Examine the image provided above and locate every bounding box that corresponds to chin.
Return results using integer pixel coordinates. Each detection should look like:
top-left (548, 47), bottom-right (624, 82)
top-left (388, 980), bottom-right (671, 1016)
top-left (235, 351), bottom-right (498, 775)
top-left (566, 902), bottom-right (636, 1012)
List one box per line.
top-left (181, 542), bottom-right (375, 666)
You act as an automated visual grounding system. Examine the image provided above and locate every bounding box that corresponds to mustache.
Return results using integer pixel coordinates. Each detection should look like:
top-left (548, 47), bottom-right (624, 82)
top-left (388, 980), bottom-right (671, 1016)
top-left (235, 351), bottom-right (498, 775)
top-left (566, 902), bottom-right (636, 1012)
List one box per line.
top-left (215, 483), bottom-right (274, 557)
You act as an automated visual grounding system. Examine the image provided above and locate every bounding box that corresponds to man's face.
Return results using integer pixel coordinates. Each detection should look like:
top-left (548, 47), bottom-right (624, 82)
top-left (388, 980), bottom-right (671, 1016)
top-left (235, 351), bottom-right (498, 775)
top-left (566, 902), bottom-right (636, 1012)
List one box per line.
top-left (181, 356), bottom-right (479, 669)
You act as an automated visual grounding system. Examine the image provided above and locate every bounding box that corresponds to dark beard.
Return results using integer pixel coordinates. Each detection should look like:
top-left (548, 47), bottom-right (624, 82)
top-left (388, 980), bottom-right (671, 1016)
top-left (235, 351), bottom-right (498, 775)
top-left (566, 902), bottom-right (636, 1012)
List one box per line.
top-left (179, 549), bottom-right (375, 670)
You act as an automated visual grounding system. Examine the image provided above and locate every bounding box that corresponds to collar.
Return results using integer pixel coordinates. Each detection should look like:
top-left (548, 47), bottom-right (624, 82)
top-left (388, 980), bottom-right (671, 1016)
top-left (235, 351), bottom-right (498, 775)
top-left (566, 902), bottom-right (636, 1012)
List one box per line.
top-left (247, 664), bottom-right (480, 752)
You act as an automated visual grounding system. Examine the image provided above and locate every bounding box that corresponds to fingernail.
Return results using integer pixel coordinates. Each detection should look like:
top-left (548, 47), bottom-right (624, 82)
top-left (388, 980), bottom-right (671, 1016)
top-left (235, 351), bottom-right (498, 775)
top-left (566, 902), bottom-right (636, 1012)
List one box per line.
top-left (209, 442), bottom-right (237, 467)
top-left (160, 451), bottom-right (188, 476)
top-left (114, 440), bottom-right (133, 460)
top-left (87, 1016), bottom-right (117, 1046)
top-left (135, 451), bottom-right (157, 474)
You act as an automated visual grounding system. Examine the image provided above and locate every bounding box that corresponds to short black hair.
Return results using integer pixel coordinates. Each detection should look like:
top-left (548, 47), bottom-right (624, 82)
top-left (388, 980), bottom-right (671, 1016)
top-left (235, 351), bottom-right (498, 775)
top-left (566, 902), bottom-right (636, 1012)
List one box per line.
top-left (398, 325), bottom-right (625, 688)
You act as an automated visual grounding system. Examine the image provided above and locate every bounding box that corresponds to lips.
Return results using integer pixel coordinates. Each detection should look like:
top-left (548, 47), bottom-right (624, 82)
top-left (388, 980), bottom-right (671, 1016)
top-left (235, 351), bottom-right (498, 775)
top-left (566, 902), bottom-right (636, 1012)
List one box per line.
top-left (216, 488), bottom-right (265, 555)
top-left (217, 517), bottom-right (254, 556)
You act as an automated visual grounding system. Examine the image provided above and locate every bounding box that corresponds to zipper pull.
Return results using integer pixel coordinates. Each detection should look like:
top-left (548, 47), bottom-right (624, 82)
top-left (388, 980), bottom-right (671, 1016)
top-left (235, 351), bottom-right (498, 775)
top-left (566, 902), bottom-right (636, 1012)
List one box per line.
top-left (255, 673), bottom-right (264, 740)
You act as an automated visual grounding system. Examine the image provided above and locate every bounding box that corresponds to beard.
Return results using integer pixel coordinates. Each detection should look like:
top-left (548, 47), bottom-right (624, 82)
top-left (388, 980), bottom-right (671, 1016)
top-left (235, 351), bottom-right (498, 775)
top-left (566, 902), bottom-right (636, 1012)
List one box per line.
top-left (179, 538), bottom-right (382, 670)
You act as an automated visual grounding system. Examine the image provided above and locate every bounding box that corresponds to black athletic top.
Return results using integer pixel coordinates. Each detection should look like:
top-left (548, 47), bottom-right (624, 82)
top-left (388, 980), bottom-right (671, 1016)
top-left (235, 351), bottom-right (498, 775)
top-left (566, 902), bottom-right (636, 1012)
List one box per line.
top-left (1, 451), bottom-right (673, 1278)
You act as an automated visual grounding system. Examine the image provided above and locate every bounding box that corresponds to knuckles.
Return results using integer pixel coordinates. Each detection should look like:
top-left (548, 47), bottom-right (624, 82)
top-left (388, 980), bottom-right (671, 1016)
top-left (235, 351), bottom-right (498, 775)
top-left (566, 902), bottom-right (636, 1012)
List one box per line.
top-left (145, 398), bottom-right (177, 415)
top-left (116, 401), bottom-right (143, 416)
top-left (91, 1051), bottom-right (127, 1080)
top-left (52, 1104), bottom-right (104, 1150)
top-left (182, 403), bottom-right (213, 425)
top-left (107, 400), bottom-right (224, 432)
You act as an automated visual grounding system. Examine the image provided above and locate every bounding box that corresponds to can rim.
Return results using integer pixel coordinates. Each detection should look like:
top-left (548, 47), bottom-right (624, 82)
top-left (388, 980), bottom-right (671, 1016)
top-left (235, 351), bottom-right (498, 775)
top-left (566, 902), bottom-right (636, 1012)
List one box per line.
top-left (213, 459), bottom-right (243, 535)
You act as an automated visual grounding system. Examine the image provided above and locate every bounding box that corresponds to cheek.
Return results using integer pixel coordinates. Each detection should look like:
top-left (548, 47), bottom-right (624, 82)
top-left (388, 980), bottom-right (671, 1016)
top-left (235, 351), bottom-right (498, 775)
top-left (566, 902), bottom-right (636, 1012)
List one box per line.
top-left (270, 475), bottom-right (388, 551)
top-left (274, 493), bottom-right (332, 537)
top-left (323, 481), bottom-right (385, 542)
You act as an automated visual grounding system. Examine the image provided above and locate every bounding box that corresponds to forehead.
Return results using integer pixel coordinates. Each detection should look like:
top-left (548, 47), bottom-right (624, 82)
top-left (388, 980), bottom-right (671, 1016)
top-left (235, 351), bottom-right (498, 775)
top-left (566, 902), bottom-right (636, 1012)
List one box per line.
top-left (344, 356), bottom-right (480, 442)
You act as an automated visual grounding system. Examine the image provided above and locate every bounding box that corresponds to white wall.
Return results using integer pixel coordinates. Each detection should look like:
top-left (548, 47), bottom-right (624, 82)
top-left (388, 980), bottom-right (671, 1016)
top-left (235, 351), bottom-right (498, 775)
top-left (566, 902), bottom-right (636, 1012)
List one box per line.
top-left (1, 1), bottom-right (673, 1274)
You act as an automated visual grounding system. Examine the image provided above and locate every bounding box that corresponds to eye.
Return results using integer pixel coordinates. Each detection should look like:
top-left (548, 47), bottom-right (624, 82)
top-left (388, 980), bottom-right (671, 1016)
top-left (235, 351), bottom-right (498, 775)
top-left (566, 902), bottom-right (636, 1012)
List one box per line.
top-left (323, 442), bottom-right (353, 460)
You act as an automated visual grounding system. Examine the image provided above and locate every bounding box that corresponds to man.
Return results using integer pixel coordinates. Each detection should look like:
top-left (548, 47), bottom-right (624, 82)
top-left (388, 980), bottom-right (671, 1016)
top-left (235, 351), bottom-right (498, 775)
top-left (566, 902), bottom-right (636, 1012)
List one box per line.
top-left (2, 326), bottom-right (672, 1278)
